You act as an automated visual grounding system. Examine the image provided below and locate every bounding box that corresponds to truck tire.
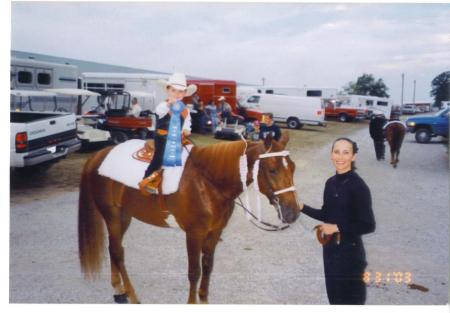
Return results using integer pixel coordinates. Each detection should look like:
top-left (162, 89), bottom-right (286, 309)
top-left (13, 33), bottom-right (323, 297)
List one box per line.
top-left (287, 118), bottom-right (302, 129)
top-left (338, 113), bottom-right (348, 122)
top-left (415, 128), bottom-right (431, 143)
top-left (111, 131), bottom-right (128, 145)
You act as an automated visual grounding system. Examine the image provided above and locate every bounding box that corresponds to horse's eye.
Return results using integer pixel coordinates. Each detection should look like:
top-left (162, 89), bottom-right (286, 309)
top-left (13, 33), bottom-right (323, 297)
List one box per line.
top-left (269, 169), bottom-right (277, 175)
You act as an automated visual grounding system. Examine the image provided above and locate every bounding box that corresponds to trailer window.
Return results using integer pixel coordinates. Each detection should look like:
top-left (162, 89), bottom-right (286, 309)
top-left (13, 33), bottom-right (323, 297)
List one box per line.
top-left (366, 100), bottom-right (374, 106)
top-left (107, 83), bottom-right (125, 92)
top-left (17, 71), bottom-right (33, 84)
top-left (306, 90), bottom-right (322, 97)
top-left (265, 90), bottom-right (274, 94)
top-left (38, 73), bottom-right (51, 85)
top-left (222, 87), bottom-right (231, 93)
top-left (247, 96), bottom-right (260, 104)
top-left (85, 83), bottom-right (106, 92)
top-left (377, 101), bottom-right (388, 106)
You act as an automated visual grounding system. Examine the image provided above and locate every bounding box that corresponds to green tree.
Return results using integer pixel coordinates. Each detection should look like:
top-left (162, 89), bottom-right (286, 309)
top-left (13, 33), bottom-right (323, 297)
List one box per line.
top-left (343, 73), bottom-right (390, 98)
top-left (430, 71), bottom-right (450, 108)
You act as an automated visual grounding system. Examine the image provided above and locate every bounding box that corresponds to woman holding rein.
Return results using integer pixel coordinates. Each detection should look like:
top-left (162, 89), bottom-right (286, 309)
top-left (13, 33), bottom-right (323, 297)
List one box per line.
top-left (299, 137), bottom-right (376, 305)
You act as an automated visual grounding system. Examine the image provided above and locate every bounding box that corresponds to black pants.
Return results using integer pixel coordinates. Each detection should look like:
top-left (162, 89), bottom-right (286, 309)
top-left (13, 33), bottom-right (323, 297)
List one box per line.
top-left (373, 139), bottom-right (385, 160)
top-left (323, 239), bottom-right (367, 305)
top-left (144, 134), bottom-right (167, 178)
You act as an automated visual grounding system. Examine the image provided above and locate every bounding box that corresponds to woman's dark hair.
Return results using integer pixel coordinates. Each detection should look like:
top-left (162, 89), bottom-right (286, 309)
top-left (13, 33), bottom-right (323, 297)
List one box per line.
top-left (331, 137), bottom-right (359, 170)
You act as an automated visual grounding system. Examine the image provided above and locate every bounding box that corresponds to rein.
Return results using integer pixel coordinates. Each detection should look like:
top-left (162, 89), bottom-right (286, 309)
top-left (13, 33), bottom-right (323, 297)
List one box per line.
top-left (238, 141), bottom-right (297, 231)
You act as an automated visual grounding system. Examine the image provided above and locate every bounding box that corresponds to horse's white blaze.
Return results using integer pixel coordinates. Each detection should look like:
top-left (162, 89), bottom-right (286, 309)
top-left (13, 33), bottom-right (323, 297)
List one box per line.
top-left (282, 157), bottom-right (288, 168)
top-left (164, 214), bottom-right (181, 229)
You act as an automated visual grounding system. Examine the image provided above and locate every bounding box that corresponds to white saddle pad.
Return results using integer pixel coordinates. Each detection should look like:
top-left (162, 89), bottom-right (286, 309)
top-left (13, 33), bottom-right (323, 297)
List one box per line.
top-left (98, 139), bottom-right (192, 195)
top-left (383, 120), bottom-right (407, 129)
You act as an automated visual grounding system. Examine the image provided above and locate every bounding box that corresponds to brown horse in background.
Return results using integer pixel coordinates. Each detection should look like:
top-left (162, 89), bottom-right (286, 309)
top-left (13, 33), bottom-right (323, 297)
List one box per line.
top-left (78, 132), bottom-right (300, 304)
top-left (384, 121), bottom-right (406, 168)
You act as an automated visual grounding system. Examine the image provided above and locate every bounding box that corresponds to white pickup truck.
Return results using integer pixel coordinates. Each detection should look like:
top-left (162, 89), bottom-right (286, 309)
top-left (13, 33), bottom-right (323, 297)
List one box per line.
top-left (10, 90), bottom-right (81, 168)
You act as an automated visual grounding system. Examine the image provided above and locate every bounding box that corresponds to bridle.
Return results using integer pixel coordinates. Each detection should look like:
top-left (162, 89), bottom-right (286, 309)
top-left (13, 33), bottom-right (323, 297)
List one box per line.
top-left (237, 144), bottom-right (299, 231)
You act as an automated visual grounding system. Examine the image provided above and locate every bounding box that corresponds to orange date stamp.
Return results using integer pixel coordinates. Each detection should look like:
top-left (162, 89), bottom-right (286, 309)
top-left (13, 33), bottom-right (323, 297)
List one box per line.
top-left (363, 271), bottom-right (412, 284)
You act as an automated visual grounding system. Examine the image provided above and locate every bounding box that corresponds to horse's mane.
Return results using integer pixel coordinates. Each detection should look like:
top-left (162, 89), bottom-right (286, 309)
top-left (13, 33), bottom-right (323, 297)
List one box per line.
top-left (190, 140), bottom-right (248, 187)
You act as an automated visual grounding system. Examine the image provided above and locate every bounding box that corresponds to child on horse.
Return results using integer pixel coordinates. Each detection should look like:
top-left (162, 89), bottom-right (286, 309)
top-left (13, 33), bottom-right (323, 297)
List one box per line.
top-left (139, 73), bottom-right (197, 194)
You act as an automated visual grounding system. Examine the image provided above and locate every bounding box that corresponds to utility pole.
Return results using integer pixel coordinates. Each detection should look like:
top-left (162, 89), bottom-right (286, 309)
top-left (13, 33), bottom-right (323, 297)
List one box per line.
top-left (401, 73), bottom-right (405, 107)
top-left (413, 79), bottom-right (416, 105)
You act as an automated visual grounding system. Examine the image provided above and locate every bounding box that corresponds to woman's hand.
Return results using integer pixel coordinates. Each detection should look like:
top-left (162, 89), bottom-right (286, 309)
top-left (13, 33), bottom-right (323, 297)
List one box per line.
top-left (316, 223), bottom-right (339, 235)
top-left (298, 201), bottom-right (304, 211)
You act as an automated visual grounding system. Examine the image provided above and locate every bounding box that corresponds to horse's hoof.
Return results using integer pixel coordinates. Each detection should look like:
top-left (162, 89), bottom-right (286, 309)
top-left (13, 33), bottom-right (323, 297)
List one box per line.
top-left (113, 293), bottom-right (129, 304)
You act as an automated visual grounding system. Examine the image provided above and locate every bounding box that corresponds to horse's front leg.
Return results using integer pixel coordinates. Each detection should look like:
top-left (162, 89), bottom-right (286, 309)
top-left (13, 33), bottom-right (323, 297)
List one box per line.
top-left (199, 229), bottom-right (222, 304)
top-left (186, 230), bottom-right (206, 304)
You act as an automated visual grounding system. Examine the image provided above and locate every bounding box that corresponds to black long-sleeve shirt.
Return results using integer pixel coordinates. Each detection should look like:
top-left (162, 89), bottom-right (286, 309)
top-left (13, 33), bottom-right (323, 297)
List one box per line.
top-left (302, 170), bottom-right (376, 240)
top-left (369, 115), bottom-right (386, 140)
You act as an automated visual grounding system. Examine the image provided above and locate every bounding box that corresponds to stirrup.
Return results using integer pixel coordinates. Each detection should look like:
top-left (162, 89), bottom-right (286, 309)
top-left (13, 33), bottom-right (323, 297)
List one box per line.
top-left (139, 171), bottom-right (162, 195)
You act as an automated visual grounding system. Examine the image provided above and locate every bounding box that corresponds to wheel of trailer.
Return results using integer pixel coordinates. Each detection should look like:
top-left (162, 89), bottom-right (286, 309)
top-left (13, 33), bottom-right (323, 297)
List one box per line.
top-left (111, 131), bottom-right (129, 145)
top-left (415, 128), bottom-right (431, 143)
top-left (338, 113), bottom-right (349, 122)
top-left (287, 118), bottom-right (301, 129)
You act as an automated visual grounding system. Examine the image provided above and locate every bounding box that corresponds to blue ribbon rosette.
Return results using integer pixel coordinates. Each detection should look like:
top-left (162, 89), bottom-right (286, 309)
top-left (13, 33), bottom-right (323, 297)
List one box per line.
top-left (162, 100), bottom-right (185, 167)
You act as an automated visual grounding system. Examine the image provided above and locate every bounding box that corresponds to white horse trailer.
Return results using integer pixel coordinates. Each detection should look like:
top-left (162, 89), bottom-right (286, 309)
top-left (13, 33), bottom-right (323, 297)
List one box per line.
top-left (254, 86), bottom-right (338, 99)
top-left (80, 72), bottom-right (170, 114)
top-left (337, 95), bottom-right (393, 118)
top-left (11, 57), bottom-right (79, 112)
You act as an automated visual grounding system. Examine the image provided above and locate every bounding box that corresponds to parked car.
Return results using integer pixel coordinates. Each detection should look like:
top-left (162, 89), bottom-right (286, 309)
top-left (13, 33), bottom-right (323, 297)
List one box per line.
top-left (324, 99), bottom-right (367, 122)
top-left (402, 105), bottom-right (417, 115)
top-left (406, 108), bottom-right (449, 143)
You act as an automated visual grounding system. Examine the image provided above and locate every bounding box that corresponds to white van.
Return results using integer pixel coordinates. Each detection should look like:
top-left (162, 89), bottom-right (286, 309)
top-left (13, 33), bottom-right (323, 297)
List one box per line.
top-left (242, 94), bottom-right (325, 129)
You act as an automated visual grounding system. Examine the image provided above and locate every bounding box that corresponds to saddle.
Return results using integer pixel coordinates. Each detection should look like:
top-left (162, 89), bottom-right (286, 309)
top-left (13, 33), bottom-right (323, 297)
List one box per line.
top-left (136, 138), bottom-right (193, 195)
top-left (133, 137), bottom-right (192, 163)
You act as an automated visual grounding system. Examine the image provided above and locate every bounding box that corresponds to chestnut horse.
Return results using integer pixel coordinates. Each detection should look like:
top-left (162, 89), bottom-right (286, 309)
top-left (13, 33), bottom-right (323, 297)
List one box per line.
top-left (78, 132), bottom-right (300, 304)
top-left (384, 121), bottom-right (406, 168)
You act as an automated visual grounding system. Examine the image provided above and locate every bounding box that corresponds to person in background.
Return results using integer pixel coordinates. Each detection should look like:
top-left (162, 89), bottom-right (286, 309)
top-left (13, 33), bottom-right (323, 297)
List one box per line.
top-left (217, 96), bottom-right (232, 122)
top-left (250, 120), bottom-right (261, 141)
top-left (369, 111), bottom-right (387, 160)
top-left (299, 138), bottom-right (376, 305)
top-left (197, 99), bottom-right (207, 135)
top-left (129, 97), bottom-right (142, 118)
top-left (205, 100), bottom-right (218, 133)
top-left (259, 112), bottom-right (281, 141)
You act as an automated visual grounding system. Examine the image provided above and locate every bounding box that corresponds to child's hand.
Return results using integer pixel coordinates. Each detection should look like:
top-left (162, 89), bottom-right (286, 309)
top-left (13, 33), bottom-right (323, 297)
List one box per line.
top-left (183, 130), bottom-right (191, 137)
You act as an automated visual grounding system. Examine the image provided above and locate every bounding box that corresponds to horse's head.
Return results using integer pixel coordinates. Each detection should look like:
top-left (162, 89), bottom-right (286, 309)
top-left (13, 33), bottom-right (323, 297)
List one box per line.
top-left (251, 131), bottom-right (300, 224)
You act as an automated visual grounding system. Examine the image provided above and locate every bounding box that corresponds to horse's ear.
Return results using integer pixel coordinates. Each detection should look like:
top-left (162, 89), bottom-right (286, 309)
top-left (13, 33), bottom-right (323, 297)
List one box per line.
top-left (263, 133), bottom-right (273, 150)
top-left (278, 130), bottom-right (289, 149)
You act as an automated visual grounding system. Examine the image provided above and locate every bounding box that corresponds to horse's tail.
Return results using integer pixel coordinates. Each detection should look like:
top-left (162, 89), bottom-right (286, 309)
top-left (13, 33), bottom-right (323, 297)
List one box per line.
top-left (78, 154), bottom-right (106, 280)
top-left (390, 125), bottom-right (406, 152)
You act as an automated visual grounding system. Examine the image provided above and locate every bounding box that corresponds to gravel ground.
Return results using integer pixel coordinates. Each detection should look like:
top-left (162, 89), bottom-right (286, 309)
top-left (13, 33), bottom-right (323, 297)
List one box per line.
top-left (9, 121), bottom-right (449, 304)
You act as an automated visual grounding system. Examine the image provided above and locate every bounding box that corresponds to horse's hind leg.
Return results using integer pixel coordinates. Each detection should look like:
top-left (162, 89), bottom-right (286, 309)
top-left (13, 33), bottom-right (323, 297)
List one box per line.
top-left (390, 148), bottom-right (395, 165)
top-left (198, 229), bottom-right (222, 304)
top-left (106, 212), bottom-right (140, 304)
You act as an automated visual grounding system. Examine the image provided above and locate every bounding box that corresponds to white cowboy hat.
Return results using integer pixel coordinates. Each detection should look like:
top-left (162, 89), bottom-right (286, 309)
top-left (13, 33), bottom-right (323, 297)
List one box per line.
top-left (157, 72), bottom-right (197, 96)
top-left (218, 96), bottom-right (226, 101)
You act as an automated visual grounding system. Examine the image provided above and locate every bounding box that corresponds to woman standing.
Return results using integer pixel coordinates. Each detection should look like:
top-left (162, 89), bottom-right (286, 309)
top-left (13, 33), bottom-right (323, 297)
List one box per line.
top-left (300, 137), bottom-right (376, 305)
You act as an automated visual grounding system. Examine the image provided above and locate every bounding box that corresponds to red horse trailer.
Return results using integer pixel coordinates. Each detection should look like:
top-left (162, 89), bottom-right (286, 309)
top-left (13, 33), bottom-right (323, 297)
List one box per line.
top-left (185, 80), bottom-right (237, 112)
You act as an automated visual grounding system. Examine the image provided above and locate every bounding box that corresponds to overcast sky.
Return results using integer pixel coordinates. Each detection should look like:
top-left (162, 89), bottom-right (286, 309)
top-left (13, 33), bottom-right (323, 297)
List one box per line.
top-left (10, 2), bottom-right (450, 103)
